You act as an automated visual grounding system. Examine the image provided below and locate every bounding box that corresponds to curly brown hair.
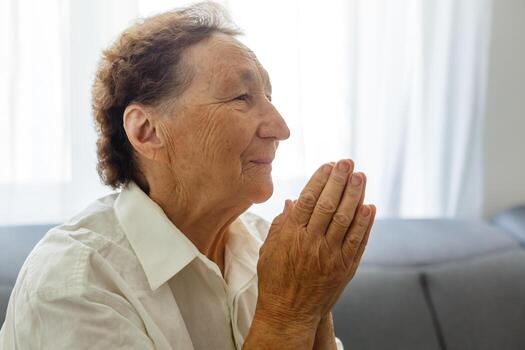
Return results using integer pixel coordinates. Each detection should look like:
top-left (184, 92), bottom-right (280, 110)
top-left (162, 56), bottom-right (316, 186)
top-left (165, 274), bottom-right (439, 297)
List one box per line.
top-left (91, 2), bottom-right (242, 190)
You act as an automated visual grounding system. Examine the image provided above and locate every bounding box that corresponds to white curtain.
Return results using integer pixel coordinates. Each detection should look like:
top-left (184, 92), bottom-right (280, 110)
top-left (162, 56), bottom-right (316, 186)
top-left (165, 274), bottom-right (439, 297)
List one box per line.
top-left (0, 0), bottom-right (492, 225)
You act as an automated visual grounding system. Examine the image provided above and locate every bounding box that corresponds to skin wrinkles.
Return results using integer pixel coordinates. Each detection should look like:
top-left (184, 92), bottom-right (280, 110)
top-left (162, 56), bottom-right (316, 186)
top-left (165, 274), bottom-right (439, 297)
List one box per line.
top-left (177, 35), bottom-right (281, 184)
top-left (194, 104), bottom-right (226, 168)
top-left (203, 38), bottom-right (272, 102)
top-left (126, 31), bottom-right (289, 275)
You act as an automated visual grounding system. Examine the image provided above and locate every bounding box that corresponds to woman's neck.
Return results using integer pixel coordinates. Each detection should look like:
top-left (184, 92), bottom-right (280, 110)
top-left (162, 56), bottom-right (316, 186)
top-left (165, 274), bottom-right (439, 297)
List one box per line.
top-left (147, 179), bottom-right (248, 277)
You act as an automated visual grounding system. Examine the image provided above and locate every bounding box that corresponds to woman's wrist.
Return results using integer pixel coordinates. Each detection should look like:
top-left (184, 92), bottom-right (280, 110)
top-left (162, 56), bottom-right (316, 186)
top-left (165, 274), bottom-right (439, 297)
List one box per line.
top-left (253, 294), bottom-right (321, 329)
top-left (243, 302), bottom-right (318, 349)
top-left (313, 312), bottom-right (337, 350)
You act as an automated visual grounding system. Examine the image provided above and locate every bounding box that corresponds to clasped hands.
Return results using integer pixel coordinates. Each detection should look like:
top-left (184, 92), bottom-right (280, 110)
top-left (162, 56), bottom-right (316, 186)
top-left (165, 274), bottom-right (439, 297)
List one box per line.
top-left (254, 159), bottom-right (376, 345)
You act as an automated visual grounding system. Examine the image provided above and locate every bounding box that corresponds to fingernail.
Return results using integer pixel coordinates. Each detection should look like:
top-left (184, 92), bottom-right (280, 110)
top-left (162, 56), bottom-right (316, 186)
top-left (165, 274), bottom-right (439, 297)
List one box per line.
top-left (360, 205), bottom-right (370, 217)
top-left (351, 173), bottom-right (362, 186)
top-left (323, 164), bottom-right (333, 174)
top-left (337, 160), bottom-right (349, 172)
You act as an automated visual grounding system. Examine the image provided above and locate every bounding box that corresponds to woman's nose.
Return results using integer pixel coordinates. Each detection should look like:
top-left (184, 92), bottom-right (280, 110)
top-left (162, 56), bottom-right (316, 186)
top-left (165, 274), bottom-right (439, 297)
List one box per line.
top-left (257, 102), bottom-right (291, 141)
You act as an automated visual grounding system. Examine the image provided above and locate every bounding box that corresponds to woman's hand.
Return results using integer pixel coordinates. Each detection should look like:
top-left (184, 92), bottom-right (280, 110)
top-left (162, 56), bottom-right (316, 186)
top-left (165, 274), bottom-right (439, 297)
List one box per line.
top-left (254, 159), bottom-right (376, 338)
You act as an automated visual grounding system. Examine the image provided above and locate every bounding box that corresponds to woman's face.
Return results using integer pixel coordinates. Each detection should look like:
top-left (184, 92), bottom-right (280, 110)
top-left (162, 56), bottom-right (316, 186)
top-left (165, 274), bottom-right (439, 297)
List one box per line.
top-left (156, 32), bottom-right (290, 206)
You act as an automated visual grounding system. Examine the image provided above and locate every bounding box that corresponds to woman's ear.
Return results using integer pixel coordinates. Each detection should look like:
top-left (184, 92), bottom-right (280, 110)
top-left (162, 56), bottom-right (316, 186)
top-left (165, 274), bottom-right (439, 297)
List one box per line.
top-left (123, 104), bottom-right (166, 163)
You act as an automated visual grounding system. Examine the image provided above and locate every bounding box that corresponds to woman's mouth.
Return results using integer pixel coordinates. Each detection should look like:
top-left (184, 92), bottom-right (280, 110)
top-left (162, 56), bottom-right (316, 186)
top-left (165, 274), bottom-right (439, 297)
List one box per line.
top-left (251, 160), bottom-right (273, 165)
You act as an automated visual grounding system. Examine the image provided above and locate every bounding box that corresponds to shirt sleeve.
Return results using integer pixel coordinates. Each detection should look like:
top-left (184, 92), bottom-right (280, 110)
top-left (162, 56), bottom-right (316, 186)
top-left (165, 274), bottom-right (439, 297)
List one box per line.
top-left (336, 336), bottom-right (344, 350)
top-left (2, 287), bottom-right (156, 349)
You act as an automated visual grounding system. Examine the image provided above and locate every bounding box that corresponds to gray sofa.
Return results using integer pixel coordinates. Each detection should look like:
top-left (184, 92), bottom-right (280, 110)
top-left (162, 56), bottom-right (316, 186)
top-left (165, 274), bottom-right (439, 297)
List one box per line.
top-left (2, 206), bottom-right (525, 349)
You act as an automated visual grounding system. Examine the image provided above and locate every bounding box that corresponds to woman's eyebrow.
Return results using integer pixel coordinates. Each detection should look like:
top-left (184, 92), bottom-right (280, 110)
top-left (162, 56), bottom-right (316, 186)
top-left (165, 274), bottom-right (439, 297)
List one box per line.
top-left (239, 68), bottom-right (272, 93)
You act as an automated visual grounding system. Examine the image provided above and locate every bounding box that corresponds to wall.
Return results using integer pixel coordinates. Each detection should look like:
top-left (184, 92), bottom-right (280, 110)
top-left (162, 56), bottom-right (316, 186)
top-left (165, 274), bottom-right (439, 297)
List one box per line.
top-left (483, 0), bottom-right (525, 218)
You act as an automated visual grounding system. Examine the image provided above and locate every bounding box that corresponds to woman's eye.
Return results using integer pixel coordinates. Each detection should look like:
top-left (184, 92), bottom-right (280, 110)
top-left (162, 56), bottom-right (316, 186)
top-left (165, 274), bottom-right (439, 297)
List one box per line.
top-left (234, 94), bottom-right (249, 102)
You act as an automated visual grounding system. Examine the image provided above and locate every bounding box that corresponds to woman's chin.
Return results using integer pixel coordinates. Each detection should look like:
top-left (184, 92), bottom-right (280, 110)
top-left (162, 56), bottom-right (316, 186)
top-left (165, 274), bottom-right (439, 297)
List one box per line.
top-left (249, 179), bottom-right (274, 204)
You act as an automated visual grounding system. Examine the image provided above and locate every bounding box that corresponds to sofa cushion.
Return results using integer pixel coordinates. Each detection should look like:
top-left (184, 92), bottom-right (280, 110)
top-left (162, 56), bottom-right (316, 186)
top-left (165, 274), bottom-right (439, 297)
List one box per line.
top-left (491, 204), bottom-right (525, 245)
top-left (361, 219), bottom-right (519, 266)
top-left (425, 248), bottom-right (525, 350)
top-left (333, 266), bottom-right (441, 350)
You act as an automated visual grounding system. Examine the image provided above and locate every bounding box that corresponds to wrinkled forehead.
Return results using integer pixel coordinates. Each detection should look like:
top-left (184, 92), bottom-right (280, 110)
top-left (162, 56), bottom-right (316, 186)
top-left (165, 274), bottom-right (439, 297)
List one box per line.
top-left (185, 33), bottom-right (271, 94)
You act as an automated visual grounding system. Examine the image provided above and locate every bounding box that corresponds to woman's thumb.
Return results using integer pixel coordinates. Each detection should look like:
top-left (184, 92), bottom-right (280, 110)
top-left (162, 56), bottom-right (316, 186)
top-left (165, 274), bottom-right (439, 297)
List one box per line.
top-left (269, 199), bottom-right (292, 234)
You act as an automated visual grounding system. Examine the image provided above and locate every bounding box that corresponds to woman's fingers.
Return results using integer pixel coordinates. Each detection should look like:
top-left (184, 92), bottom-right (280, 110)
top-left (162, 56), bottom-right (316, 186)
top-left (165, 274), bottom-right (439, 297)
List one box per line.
top-left (356, 172), bottom-right (367, 214)
top-left (259, 160), bottom-right (376, 326)
top-left (307, 159), bottom-right (354, 235)
top-left (290, 163), bottom-right (334, 227)
top-left (342, 204), bottom-right (376, 269)
top-left (348, 205), bottom-right (376, 276)
top-left (325, 172), bottom-right (365, 246)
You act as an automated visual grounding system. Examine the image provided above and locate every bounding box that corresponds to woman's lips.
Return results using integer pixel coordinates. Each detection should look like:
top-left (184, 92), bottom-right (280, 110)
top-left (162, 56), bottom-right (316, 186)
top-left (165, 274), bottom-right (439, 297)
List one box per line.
top-left (250, 159), bottom-right (273, 164)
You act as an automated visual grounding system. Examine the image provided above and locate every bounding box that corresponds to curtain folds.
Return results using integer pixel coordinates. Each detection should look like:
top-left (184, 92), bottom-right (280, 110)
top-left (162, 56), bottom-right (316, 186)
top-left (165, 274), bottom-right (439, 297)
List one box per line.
top-left (0, 0), bottom-right (492, 224)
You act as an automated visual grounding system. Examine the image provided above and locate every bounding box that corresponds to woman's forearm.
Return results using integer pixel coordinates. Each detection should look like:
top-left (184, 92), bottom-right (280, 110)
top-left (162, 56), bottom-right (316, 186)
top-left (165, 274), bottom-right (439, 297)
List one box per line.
top-left (313, 313), bottom-right (338, 350)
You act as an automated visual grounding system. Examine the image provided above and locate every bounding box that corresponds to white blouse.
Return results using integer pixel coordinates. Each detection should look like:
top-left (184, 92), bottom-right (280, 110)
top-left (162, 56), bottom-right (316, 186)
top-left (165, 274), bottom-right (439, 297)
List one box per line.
top-left (0, 181), bottom-right (343, 349)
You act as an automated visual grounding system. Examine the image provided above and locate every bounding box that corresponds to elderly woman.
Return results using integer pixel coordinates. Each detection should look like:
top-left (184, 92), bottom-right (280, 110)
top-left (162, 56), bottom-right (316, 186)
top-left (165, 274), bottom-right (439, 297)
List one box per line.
top-left (0, 2), bottom-right (375, 350)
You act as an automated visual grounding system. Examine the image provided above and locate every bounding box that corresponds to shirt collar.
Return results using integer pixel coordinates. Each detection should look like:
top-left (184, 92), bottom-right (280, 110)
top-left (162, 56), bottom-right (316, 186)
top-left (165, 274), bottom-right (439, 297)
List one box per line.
top-left (114, 181), bottom-right (263, 292)
top-left (225, 214), bottom-right (263, 291)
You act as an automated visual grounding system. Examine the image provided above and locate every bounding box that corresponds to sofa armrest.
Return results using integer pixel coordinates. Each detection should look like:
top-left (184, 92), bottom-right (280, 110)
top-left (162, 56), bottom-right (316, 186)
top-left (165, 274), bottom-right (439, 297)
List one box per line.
top-left (490, 204), bottom-right (525, 245)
